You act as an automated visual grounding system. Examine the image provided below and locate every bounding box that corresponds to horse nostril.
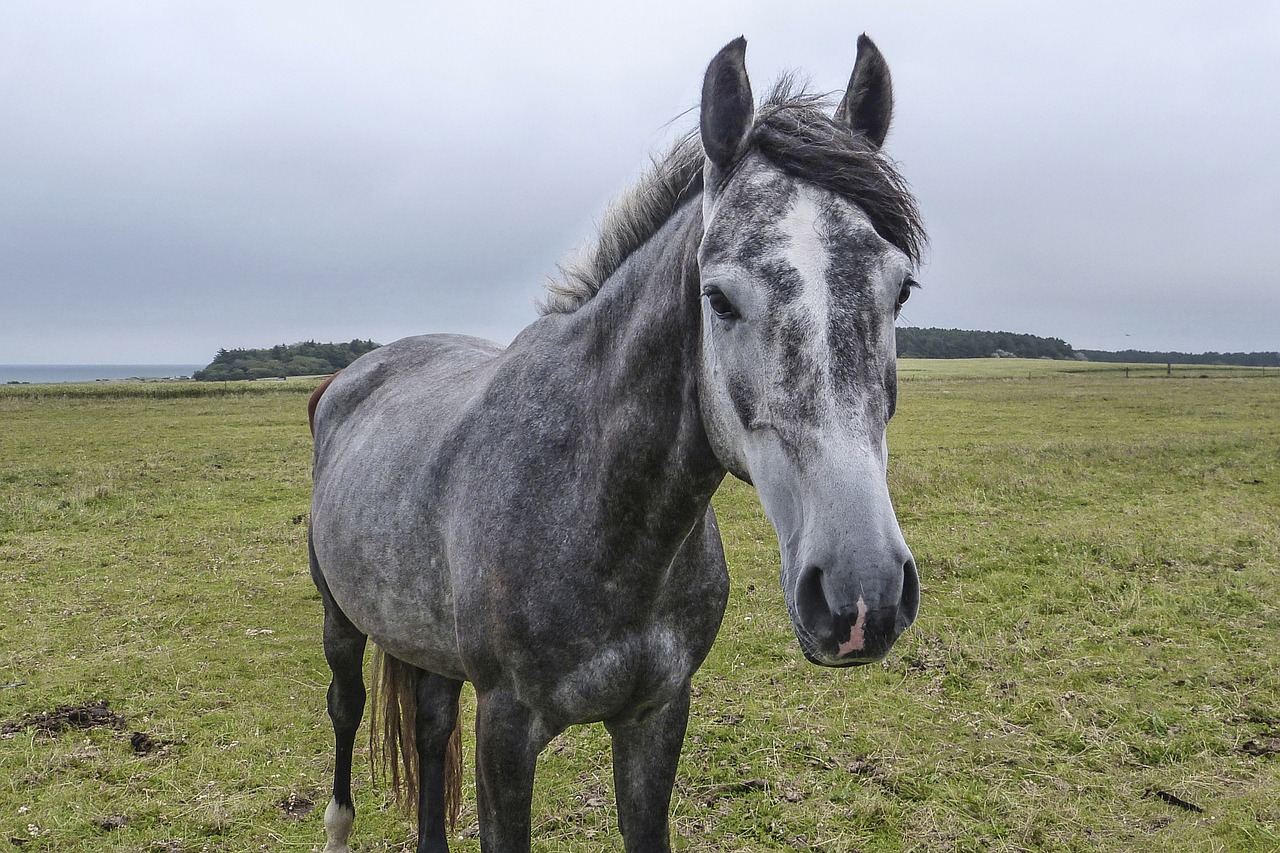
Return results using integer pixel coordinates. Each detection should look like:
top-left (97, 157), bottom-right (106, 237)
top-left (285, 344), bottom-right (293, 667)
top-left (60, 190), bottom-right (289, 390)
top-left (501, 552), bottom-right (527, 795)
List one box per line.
top-left (900, 557), bottom-right (920, 625)
top-left (795, 565), bottom-right (834, 638)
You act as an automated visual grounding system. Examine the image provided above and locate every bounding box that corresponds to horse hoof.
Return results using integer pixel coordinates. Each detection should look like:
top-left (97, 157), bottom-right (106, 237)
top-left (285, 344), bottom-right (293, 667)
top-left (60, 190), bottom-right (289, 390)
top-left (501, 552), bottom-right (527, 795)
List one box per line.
top-left (322, 799), bottom-right (355, 853)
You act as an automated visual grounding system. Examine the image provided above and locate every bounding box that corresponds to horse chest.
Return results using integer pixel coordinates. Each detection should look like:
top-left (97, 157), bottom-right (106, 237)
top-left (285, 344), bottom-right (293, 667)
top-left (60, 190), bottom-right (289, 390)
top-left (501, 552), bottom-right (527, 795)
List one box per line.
top-left (522, 624), bottom-right (706, 725)
top-left (461, 535), bottom-right (729, 724)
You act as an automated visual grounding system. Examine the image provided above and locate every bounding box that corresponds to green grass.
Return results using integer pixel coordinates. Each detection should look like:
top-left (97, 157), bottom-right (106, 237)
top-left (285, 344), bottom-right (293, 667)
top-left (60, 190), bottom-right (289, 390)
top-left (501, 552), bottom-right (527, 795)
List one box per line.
top-left (1, 363), bottom-right (1278, 851)
top-left (897, 356), bottom-right (1278, 381)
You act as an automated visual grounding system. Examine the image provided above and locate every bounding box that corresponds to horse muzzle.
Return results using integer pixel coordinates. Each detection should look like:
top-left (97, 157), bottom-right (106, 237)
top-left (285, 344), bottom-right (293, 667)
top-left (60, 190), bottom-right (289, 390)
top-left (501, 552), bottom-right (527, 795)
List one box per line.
top-left (789, 552), bottom-right (919, 667)
top-left (744, 434), bottom-right (921, 667)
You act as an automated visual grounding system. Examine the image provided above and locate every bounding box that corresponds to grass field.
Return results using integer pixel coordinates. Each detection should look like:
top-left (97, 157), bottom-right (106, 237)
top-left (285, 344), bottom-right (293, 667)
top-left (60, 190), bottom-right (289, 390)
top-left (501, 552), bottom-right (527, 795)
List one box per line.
top-left (1, 361), bottom-right (1277, 852)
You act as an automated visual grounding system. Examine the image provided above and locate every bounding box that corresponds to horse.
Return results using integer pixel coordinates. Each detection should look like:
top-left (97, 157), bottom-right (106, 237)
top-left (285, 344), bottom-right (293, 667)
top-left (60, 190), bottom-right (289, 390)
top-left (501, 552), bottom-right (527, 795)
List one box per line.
top-left (307, 34), bottom-right (924, 853)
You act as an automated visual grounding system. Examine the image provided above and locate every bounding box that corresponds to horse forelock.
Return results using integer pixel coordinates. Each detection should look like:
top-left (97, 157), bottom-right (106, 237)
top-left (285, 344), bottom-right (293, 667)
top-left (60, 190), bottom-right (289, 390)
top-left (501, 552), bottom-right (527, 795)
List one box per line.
top-left (539, 78), bottom-right (926, 316)
top-left (748, 78), bottom-right (926, 267)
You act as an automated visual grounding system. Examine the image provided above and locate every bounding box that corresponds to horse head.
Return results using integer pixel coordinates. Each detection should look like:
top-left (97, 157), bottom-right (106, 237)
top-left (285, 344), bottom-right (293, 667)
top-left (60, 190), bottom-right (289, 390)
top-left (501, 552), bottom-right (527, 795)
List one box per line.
top-left (696, 36), bottom-right (922, 666)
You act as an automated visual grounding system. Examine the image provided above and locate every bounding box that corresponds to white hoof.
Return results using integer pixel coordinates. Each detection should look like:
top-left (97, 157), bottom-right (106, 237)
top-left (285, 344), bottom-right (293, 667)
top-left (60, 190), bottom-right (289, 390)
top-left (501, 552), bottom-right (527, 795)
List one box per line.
top-left (321, 799), bottom-right (355, 853)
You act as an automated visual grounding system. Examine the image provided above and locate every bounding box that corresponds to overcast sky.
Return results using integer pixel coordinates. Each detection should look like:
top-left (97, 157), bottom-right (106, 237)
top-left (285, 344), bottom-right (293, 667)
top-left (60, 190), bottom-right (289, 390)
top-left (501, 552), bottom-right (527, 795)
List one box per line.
top-left (2, 2), bottom-right (1277, 364)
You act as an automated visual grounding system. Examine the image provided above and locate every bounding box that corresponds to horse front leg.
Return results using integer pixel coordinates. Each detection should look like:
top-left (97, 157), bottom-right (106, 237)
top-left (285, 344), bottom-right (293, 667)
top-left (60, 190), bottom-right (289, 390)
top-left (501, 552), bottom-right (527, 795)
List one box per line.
top-left (604, 687), bottom-right (692, 853)
top-left (473, 689), bottom-right (555, 853)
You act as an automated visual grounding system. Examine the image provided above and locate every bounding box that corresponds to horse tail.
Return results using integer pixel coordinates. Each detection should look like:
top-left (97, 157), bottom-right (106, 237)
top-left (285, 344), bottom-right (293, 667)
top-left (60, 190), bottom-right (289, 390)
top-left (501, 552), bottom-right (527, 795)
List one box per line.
top-left (444, 704), bottom-right (463, 828)
top-left (368, 647), bottom-right (464, 829)
top-left (308, 370), bottom-right (343, 437)
top-left (369, 647), bottom-right (420, 814)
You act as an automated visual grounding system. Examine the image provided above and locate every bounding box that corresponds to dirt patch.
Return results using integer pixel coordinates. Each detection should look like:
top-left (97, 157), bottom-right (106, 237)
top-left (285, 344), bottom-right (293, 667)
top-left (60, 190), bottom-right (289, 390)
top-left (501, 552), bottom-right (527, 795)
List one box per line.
top-left (698, 778), bottom-right (768, 806)
top-left (279, 792), bottom-right (316, 821)
top-left (903, 635), bottom-right (949, 674)
top-left (150, 841), bottom-right (197, 853)
top-left (2, 700), bottom-right (179, 758)
top-left (846, 755), bottom-right (886, 777)
top-left (1, 699), bottom-right (125, 736)
top-left (845, 754), bottom-right (905, 796)
top-left (1241, 736), bottom-right (1280, 757)
top-left (130, 730), bottom-right (181, 755)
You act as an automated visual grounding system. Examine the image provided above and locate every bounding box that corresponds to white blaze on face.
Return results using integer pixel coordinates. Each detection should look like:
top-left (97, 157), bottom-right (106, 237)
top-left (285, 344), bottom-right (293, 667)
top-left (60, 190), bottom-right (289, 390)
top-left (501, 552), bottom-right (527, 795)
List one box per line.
top-left (777, 185), bottom-right (832, 365)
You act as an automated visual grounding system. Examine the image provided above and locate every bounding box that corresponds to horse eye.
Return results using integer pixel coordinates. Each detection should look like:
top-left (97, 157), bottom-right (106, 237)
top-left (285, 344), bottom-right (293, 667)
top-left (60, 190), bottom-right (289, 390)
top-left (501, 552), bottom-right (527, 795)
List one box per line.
top-left (703, 287), bottom-right (736, 319)
top-left (897, 278), bottom-right (918, 309)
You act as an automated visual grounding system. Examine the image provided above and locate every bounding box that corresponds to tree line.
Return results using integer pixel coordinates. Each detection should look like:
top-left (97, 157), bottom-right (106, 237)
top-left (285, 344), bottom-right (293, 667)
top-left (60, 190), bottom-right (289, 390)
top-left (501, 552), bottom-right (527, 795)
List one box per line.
top-left (192, 333), bottom-right (1277, 380)
top-left (897, 327), bottom-right (1077, 360)
top-left (1075, 349), bottom-right (1279, 367)
top-left (896, 328), bottom-right (1278, 366)
top-left (193, 340), bottom-right (381, 381)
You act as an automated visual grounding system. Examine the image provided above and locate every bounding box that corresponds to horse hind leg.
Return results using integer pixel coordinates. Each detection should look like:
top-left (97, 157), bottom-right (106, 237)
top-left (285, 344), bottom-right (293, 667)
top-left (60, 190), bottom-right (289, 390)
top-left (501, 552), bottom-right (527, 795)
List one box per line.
top-left (312, 545), bottom-right (368, 853)
top-left (413, 672), bottom-right (464, 853)
top-left (320, 611), bottom-right (367, 852)
top-left (367, 651), bottom-right (463, 853)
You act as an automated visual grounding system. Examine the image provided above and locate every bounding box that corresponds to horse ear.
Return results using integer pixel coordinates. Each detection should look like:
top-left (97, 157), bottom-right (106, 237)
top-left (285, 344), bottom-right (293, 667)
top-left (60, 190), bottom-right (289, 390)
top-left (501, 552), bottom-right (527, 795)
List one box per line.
top-left (701, 36), bottom-right (754, 170)
top-left (834, 34), bottom-right (893, 149)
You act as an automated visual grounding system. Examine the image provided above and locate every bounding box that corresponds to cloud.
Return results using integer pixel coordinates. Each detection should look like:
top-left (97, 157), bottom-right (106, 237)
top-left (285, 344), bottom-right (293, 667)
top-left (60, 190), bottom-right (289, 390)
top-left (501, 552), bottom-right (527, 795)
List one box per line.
top-left (1, 2), bottom-right (1276, 362)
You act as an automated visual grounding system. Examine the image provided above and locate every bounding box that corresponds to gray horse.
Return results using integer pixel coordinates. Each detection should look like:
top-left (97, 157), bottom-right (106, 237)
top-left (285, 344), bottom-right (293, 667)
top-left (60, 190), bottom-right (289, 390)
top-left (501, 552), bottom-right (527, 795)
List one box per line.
top-left (308, 34), bottom-right (924, 853)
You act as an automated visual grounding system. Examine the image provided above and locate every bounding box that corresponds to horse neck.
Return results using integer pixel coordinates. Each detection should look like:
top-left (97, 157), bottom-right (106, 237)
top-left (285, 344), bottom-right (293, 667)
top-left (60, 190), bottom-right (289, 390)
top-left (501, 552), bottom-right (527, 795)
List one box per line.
top-left (559, 199), bottom-right (724, 528)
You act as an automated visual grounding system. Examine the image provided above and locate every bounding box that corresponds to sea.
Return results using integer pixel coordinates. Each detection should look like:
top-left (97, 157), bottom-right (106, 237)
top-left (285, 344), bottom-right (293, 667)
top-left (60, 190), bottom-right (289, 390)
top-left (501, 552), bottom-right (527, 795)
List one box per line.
top-left (0, 364), bottom-right (205, 384)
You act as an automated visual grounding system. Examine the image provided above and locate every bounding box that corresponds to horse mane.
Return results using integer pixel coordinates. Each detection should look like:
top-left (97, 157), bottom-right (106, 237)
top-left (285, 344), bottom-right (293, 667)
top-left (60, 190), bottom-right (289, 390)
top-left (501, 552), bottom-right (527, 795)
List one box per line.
top-left (539, 132), bottom-right (705, 315)
top-left (539, 77), bottom-right (926, 315)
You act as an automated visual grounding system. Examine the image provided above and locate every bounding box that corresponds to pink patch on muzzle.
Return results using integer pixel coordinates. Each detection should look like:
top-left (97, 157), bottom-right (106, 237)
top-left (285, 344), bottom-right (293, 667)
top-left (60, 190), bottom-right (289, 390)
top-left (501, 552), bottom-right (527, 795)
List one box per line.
top-left (837, 597), bottom-right (868, 657)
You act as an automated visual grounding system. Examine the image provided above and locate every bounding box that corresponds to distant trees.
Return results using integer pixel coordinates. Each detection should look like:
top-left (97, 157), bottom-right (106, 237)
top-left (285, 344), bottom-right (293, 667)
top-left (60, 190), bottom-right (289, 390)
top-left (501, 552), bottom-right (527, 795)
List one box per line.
top-left (894, 328), bottom-right (1279, 365)
top-left (1076, 349), bottom-right (1280, 367)
top-left (193, 340), bottom-right (381, 381)
top-left (189, 333), bottom-right (1277, 381)
top-left (896, 327), bottom-right (1078, 360)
